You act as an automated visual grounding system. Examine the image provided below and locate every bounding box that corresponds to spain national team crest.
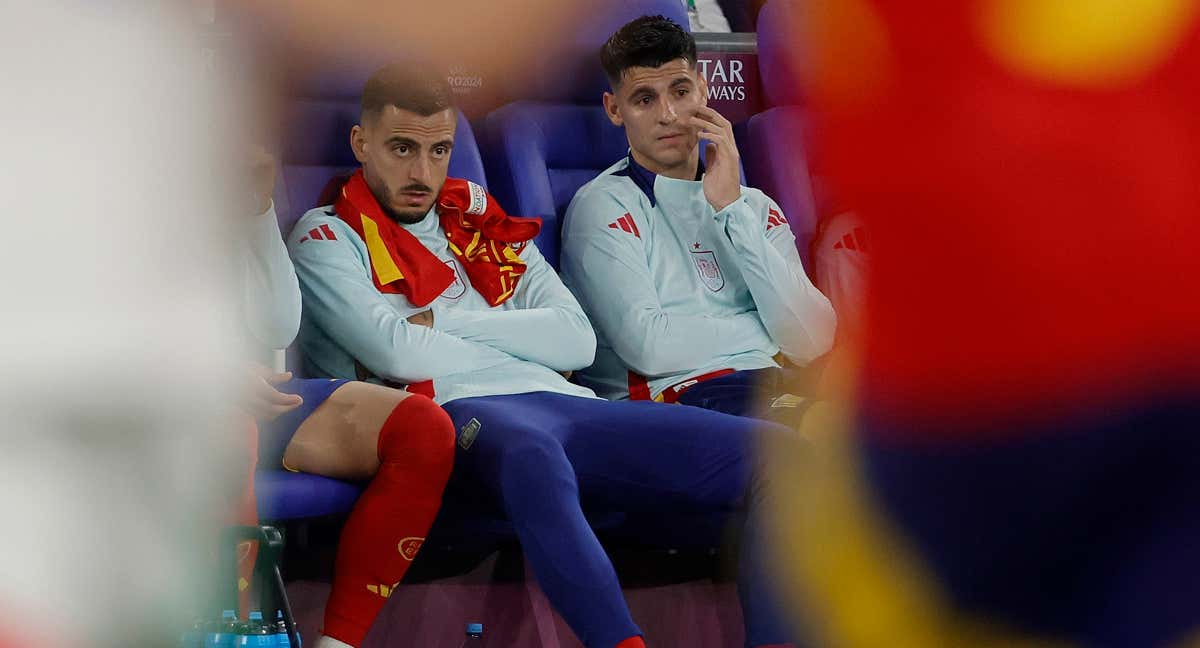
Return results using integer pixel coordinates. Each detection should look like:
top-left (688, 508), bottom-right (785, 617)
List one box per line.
top-left (690, 246), bottom-right (725, 292)
top-left (441, 259), bottom-right (467, 300)
top-left (397, 536), bottom-right (424, 561)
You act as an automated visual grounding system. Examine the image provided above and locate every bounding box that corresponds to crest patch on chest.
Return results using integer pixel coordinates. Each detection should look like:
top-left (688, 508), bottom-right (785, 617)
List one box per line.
top-left (690, 245), bottom-right (725, 292)
top-left (441, 258), bottom-right (467, 300)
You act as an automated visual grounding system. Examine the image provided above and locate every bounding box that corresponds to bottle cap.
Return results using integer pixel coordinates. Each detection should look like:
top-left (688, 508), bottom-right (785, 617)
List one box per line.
top-left (466, 622), bottom-right (483, 634)
top-left (249, 611), bottom-right (264, 621)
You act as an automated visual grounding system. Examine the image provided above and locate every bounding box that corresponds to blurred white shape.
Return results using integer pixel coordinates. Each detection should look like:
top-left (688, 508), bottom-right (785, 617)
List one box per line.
top-left (684, 0), bottom-right (732, 32)
top-left (0, 2), bottom-right (243, 644)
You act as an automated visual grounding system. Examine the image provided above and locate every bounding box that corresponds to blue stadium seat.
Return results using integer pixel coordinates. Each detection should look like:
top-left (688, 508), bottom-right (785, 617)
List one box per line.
top-left (744, 0), bottom-right (821, 270)
top-left (480, 0), bottom-right (692, 269)
top-left (255, 470), bottom-right (363, 521)
top-left (257, 64), bottom-right (488, 522)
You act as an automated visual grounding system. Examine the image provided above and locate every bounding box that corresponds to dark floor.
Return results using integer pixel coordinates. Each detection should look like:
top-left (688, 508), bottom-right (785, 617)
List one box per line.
top-left (280, 516), bottom-right (751, 647)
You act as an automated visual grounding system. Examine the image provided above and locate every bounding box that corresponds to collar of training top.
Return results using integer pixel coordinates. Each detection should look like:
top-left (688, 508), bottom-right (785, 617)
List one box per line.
top-left (613, 152), bottom-right (706, 208)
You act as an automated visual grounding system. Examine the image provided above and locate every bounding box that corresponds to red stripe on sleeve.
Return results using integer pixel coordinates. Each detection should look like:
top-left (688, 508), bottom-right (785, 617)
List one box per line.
top-left (625, 214), bottom-right (641, 238)
top-left (320, 224), bottom-right (338, 241)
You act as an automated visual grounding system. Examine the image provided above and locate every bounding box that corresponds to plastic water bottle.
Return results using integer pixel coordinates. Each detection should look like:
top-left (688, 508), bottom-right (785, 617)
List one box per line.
top-left (204, 610), bottom-right (241, 648)
top-left (459, 622), bottom-right (484, 647)
top-left (237, 611), bottom-right (273, 647)
top-left (685, 0), bottom-right (705, 31)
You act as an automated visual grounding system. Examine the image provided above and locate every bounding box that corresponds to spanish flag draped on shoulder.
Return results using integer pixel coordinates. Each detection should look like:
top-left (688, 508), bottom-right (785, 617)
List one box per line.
top-left (333, 169), bottom-right (541, 307)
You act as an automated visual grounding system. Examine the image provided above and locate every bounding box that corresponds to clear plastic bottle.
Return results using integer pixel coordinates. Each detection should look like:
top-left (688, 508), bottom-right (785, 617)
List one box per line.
top-left (685, 0), bottom-right (705, 31)
top-left (237, 611), bottom-right (273, 647)
top-left (459, 622), bottom-right (484, 647)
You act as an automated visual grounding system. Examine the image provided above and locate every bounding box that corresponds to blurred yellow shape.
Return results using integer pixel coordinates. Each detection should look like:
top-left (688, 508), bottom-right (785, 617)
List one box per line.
top-left (978, 0), bottom-right (1197, 86)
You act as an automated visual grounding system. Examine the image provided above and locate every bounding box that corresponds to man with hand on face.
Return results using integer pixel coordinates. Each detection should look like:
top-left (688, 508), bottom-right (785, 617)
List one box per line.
top-left (561, 16), bottom-right (836, 421)
top-left (288, 63), bottom-right (801, 648)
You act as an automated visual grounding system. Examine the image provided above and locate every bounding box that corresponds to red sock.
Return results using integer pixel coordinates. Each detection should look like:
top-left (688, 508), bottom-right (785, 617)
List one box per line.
top-left (322, 396), bottom-right (456, 646)
top-left (615, 637), bottom-right (646, 648)
top-left (231, 414), bottom-right (260, 616)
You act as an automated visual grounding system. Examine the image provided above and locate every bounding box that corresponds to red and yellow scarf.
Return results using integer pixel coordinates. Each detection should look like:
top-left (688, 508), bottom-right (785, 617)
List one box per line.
top-left (332, 170), bottom-right (541, 307)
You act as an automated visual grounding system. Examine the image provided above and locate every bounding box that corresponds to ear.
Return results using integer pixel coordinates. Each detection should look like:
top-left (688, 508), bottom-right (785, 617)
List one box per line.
top-left (698, 74), bottom-right (709, 108)
top-left (602, 91), bottom-right (623, 127)
top-left (350, 124), bottom-right (368, 164)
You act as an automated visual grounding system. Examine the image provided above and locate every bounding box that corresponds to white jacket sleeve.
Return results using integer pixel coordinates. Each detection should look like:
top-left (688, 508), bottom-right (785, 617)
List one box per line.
top-left (432, 241), bottom-right (597, 372)
top-left (289, 222), bottom-right (517, 383)
top-left (241, 202), bottom-right (302, 349)
top-left (563, 188), bottom-right (776, 378)
top-left (718, 193), bottom-right (837, 365)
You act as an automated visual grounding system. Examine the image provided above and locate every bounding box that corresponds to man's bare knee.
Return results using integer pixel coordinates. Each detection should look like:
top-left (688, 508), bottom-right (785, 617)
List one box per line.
top-left (283, 383), bottom-right (413, 479)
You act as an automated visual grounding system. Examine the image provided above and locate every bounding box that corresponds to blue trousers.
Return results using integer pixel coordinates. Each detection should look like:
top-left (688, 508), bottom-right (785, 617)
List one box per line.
top-left (441, 391), bottom-right (796, 648)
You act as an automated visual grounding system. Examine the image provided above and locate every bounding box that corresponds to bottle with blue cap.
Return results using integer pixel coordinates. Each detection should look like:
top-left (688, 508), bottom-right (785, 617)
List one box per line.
top-left (459, 622), bottom-right (484, 647)
top-left (236, 611), bottom-right (274, 647)
top-left (187, 527), bottom-right (300, 648)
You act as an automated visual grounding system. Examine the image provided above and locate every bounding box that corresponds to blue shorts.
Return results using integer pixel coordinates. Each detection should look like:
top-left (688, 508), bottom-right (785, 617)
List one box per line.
top-left (257, 378), bottom-right (350, 469)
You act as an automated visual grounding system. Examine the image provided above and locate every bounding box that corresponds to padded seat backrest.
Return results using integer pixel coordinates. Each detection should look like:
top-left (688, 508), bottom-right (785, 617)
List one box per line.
top-left (744, 106), bottom-right (818, 267)
top-left (745, 0), bottom-right (820, 270)
top-left (482, 102), bottom-right (629, 268)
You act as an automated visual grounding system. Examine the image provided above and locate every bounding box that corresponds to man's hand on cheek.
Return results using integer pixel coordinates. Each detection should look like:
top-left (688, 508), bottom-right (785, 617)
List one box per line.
top-left (690, 106), bottom-right (742, 212)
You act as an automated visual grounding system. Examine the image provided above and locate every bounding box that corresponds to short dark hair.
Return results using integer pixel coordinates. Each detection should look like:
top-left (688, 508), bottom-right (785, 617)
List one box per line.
top-left (600, 15), bottom-right (697, 88)
top-left (360, 62), bottom-right (454, 123)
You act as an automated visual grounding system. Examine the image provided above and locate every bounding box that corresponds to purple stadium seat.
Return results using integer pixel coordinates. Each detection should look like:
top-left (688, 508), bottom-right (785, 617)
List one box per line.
top-left (256, 470), bottom-right (363, 521)
top-left (743, 0), bottom-right (821, 271)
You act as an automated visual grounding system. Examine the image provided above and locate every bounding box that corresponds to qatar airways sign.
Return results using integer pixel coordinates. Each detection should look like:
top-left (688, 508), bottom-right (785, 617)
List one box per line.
top-left (699, 57), bottom-right (747, 101)
top-left (696, 52), bottom-right (761, 122)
